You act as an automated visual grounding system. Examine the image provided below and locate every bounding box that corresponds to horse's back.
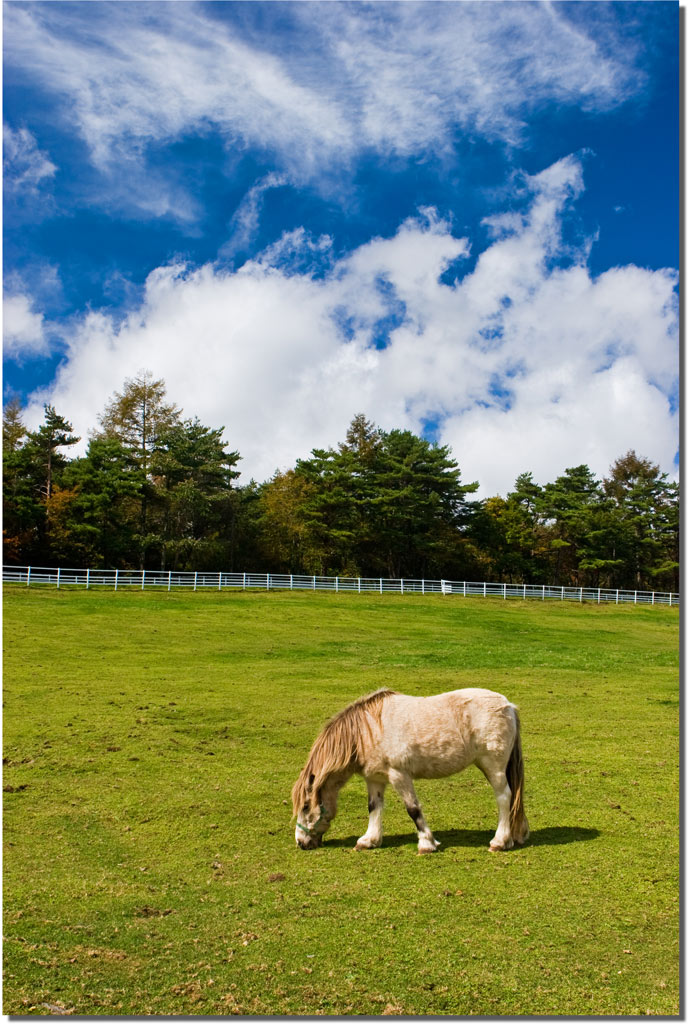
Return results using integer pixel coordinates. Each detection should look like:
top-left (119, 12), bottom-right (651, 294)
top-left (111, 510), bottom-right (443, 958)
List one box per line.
top-left (375, 688), bottom-right (517, 779)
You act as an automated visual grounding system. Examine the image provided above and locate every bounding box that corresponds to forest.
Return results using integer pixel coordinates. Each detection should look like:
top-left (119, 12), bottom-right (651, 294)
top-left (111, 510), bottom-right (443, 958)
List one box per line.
top-left (3, 372), bottom-right (679, 592)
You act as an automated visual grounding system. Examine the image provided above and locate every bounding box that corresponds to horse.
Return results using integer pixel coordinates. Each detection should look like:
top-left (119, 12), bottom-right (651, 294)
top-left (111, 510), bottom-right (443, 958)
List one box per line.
top-left (292, 687), bottom-right (528, 854)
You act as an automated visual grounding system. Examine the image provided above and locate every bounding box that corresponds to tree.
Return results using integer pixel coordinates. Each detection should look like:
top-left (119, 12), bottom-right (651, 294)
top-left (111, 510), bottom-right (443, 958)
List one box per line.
top-left (3, 396), bottom-right (27, 452)
top-left (258, 469), bottom-right (322, 573)
top-left (98, 371), bottom-right (180, 474)
top-left (23, 405), bottom-right (80, 501)
top-left (602, 451), bottom-right (679, 590)
top-left (55, 437), bottom-right (145, 567)
top-left (372, 429), bottom-right (478, 578)
top-left (151, 418), bottom-right (240, 569)
top-left (96, 371), bottom-right (180, 566)
top-left (3, 404), bottom-right (79, 563)
top-left (286, 417), bottom-right (478, 578)
top-left (539, 465), bottom-right (604, 584)
top-left (3, 399), bottom-right (36, 562)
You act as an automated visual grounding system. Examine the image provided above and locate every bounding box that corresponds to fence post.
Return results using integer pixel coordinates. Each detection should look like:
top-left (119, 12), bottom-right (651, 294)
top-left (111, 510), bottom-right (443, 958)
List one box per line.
top-left (336, 577), bottom-right (339, 593)
top-left (669, 592), bottom-right (672, 607)
top-left (141, 570), bottom-right (145, 591)
top-left (598, 588), bottom-right (600, 604)
top-left (115, 569), bottom-right (119, 592)
top-left (267, 574), bottom-right (271, 591)
top-left (243, 572), bottom-right (246, 590)
top-left (634, 591), bottom-right (637, 605)
top-left (579, 587), bottom-right (583, 602)
top-left (401, 578), bottom-right (404, 595)
top-left (313, 576), bottom-right (316, 590)
top-left (483, 582), bottom-right (486, 598)
top-left (194, 572), bottom-right (198, 592)
top-left (542, 585), bottom-right (545, 601)
top-left (86, 568), bottom-right (90, 590)
top-left (168, 571), bottom-right (172, 592)
top-left (652, 592), bottom-right (655, 605)
top-left (218, 573), bottom-right (222, 591)
top-left (503, 583), bottom-right (506, 600)
top-left (290, 574), bottom-right (293, 590)
top-left (561, 587), bottom-right (564, 601)
top-left (57, 567), bottom-right (61, 589)
top-left (616, 589), bottom-right (619, 604)
top-left (358, 577), bottom-right (361, 593)
top-left (380, 578), bottom-right (383, 594)
top-left (422, 579), bottom-right (425, 594)
top-left (27, 566), bottom-right (31, 587)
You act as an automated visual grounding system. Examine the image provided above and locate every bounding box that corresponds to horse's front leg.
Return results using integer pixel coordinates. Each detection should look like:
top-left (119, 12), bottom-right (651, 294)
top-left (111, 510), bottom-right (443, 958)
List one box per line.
top-left (388, 769), bottom-right (440, 854)
top-left (355, 779), bottom-right (386, 850)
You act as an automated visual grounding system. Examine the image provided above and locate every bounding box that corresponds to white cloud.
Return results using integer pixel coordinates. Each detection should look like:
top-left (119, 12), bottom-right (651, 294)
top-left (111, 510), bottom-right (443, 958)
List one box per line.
top-left (3, 2), bottom-right (652, 215)
top-left (23, 156), bottom-right (678, 495)
top-left (3, 293), bottom-right (51, 358)
top-left (3, 124), bottom-right (56, 194)
top-left (314, 2), bottom-right (644, 152)
top-left (221, 173), bottom-right (288, 257)
top-left (4, 3), bottom-right (351, 179)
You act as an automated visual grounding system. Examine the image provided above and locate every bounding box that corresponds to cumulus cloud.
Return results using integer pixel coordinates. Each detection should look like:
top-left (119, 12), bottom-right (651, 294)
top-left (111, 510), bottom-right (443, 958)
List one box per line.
top-left (23, 156), bottom-right (678, 494)
top-left (3, 293), bottom-right (51, 358)
top-left (4, 1), bottom-right (653, 217)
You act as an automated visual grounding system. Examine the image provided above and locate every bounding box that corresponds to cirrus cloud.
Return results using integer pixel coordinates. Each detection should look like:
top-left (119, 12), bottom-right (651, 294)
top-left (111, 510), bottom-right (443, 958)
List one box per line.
top-left (3, 1), bottom-right (657, 221)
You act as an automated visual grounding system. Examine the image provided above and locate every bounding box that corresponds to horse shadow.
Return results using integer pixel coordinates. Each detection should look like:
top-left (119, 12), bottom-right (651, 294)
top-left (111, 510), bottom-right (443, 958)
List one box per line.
top-left (325, 825), bottom-right (600, 850)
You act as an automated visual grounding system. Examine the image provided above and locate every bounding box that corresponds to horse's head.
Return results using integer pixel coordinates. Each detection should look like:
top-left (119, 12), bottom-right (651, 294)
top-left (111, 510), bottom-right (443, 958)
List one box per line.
top-left (292, 798), bottom-right (329, 847)
top-left (295, 793), bottom-right (331, 849)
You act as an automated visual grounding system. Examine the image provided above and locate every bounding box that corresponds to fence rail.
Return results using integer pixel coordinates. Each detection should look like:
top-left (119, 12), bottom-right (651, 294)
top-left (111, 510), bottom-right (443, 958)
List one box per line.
top-left (2, 565), bottom-right (679, 606)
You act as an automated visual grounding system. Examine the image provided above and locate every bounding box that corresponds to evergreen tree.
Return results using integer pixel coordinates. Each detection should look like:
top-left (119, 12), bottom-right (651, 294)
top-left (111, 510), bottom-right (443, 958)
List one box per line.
top-left (3, 399), bottom-right (36, 562)
top-left (3, 404), bottom-right (79, 563)
top-left (55, 437), bottom-right (145, 566)
top-left (603, 451), bottom-right (679, 590)
top-left (152, 418), bottom-right (240, 570)
top-left (23, 405), bottom-right (80, 501)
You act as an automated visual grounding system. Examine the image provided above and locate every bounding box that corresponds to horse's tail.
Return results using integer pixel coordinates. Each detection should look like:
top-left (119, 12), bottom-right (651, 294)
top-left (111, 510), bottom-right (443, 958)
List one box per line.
top-left (507, 707), bottom-right (529, 845)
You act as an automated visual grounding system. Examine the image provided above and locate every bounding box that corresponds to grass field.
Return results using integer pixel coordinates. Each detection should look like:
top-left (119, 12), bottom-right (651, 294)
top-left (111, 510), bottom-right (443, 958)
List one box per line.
top-left (3, 586), bottom-right (680, 1016)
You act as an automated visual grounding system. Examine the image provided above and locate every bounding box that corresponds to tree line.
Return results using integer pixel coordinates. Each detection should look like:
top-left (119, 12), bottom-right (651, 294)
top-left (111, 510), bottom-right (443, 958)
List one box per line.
top-left (3, 371), bottom-right (679, 592)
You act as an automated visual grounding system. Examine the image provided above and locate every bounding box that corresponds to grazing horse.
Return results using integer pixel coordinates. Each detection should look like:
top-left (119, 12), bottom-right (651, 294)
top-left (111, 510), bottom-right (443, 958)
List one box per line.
top-left (292, 688), bottom-right (528, 854)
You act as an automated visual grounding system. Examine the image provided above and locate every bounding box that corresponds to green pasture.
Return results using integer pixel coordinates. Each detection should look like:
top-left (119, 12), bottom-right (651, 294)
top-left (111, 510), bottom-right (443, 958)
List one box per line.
top-left (3, 586), bottom-right (680, 1016)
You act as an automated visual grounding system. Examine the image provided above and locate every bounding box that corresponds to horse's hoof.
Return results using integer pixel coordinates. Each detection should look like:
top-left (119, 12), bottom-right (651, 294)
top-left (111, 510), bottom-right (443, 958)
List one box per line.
top-left (489, 839), bottom-right (514, 852)
top-left (417, 841), bottom-right (439, 854)
top-left (355, 839), bottom-right (379, 850)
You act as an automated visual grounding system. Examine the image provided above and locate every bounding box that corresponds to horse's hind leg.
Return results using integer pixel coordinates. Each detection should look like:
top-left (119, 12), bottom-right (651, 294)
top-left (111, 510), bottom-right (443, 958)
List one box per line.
top-left (388, 769), bottom-right (439, 854)
top-left (477, 757), bottom-right (513, 852)
top-left (355, 779), bottom-right (387, 850)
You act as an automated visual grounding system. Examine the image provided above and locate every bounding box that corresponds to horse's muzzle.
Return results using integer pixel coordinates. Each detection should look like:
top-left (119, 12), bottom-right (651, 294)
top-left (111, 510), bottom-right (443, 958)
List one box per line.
top-left (296, 833), bottom-right (321, 850)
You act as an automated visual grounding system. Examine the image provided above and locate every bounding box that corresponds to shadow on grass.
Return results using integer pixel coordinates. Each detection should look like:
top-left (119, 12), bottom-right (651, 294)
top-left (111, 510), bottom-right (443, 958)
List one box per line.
top-left (325, 825), bottom-right (600, 851)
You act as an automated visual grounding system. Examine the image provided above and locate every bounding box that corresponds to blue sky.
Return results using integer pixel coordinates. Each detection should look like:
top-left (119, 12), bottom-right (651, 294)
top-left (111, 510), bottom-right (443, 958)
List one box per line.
top-left (3, 0), bottom-right (679, 495)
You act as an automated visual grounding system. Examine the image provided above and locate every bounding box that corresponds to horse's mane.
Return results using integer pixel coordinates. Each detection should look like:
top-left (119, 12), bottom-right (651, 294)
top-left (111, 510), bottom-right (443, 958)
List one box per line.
top-left (291, 689), bottom-right (396, 815)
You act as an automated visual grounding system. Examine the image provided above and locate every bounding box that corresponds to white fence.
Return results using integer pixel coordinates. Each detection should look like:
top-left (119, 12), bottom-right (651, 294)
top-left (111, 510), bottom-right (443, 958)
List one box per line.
top-left (2, 565), bottom-right (679, 606)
